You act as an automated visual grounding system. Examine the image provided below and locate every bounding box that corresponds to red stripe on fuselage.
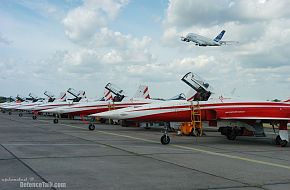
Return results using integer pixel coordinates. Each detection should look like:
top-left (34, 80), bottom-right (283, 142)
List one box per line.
top-left (125, 101), bottom-right (290, 122)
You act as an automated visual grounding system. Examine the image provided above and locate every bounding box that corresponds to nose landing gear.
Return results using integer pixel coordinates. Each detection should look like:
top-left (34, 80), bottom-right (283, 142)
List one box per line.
top-left (160, 123), bottom-right (171, 145)
top-left (88, 123), bottom-right (95, 131)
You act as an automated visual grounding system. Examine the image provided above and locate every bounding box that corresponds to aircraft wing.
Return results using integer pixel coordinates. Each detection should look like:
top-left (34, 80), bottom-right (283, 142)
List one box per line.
top-left (194, 39), bottom-right (207, 46)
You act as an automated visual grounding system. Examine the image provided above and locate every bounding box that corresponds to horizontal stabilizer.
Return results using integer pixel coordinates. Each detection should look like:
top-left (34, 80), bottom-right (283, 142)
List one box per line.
top-left (219, 40), bottom-right (239, 45)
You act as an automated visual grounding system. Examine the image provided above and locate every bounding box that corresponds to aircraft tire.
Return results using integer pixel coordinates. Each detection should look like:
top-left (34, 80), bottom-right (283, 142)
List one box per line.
top-left (275, 135), bottom-right (281, 145)
top-left (32, 115), bottom-right (37, 120)
top-left (19, 113), bottom-right (23, 117)
top-left (226, 128), bottom-right (236, 140)
top-left (161, 135), bottom-right (170, 145)
top-left (280, 140), bottom-right (288, 147)
top-left (276, 135), bottom-right (287, 147)
top-left (53, 119), bottom-right (58, 124)
top-left (8, 112), bottom-right (12, 115)
top-left (88, 124), bottom-right (95, 131)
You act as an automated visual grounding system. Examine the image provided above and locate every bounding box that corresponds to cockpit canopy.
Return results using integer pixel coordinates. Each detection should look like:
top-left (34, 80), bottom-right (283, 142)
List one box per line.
top-left (181, 72), bottom-right (212, 101)
top-left (105, 83), bottom-right (125, 102)
top-left (44, 91), bottom-right (55, 102)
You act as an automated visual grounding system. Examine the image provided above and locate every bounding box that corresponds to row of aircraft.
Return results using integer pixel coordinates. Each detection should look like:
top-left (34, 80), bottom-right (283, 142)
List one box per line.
top-left (91, 73), bottom-right (290, 146)
top-left (0, 72), bottom-right (289, 147)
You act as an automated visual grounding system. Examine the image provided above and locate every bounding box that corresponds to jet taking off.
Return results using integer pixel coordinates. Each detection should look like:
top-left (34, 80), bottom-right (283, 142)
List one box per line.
top-left (181, 30), bottom-right (238, 46)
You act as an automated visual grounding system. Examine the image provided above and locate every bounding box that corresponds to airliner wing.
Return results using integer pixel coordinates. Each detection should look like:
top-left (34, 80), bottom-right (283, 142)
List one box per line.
top-left (194, 39), bottom-right (207, 46)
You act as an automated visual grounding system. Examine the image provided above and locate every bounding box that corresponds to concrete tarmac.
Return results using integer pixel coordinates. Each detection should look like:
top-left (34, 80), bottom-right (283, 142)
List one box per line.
top-left (0, 113), bottom-right (290, 190)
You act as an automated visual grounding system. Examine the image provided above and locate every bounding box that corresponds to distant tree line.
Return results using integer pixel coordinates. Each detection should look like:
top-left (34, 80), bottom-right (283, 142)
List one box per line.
top-left (0, 96), bottom-right (14, 103)
top-left (271, 99), bottom-right (281, 102)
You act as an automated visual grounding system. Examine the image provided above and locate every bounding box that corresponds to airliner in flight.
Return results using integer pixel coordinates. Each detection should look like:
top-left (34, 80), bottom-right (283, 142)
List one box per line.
top-left (181, 30), bottom-right (238, 46)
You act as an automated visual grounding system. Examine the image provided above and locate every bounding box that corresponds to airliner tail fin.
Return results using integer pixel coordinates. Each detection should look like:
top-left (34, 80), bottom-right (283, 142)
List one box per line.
top-left (214, 30), bottom-right (225, 42)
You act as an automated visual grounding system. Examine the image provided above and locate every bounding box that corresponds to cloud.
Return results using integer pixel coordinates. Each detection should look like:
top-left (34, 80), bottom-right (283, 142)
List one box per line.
top-left (162, 0), bottom-right (290, 71)
top-left (1, 0), bottom-right (289, 100)
top-left (61, 0), bottom-right (154, 66)
top-left (0, 33), bottom-right (12, 45)
top-left (63, 0), bottom-right (128, 42)
top-left (164, 0), bottom-right (290, 28)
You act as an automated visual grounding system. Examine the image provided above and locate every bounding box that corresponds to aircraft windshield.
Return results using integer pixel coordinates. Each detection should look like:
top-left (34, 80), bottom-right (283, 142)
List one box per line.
top-left (168, 93), bottom-right (186, 100)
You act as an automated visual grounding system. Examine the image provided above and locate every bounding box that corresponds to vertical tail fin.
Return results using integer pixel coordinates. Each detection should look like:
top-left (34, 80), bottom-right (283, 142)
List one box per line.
top-left (284, 98), bottom-right (290, 102)
top-left (214, 30), bottom-right (225, 42)
top-left (185, 88), bottom-right (196, 101)
top-left (134, 85), bottom-right (150, 99)
top-left (57, 92), bottom-right (67, 102)
top-left (78, 90), bottom-right (86, 99)
top-left (104, 89), bottom-right (113, 101)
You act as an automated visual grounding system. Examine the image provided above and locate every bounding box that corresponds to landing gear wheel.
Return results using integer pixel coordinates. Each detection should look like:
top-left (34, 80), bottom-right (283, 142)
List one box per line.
top-left (226, 128), bottom-right (236, 140)
top-left (275, 135), bottom-right (288, 147)
top-left (19, 113), bottom-right (23, 117)
top-left (275, 135), bottom-right (281, 145)
top-left (280, 140), bottom-right (288, 147)
top-left (53, 119), bottom-right (59, 124)
top-left (32, 115), bottom-right (37, 120)
top-left (89, 124), bottom-right (95, 131)
top-left (161, 135), bottom-right (170, 145)
top-left (2, 110), bottom-right (5, 113)
top-left (8, 112), bottom-right (12, 115)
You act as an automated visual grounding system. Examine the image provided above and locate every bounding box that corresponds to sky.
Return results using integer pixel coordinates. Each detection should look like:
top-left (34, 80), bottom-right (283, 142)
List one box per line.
top-left (0, 0), bottom-right (289, 100)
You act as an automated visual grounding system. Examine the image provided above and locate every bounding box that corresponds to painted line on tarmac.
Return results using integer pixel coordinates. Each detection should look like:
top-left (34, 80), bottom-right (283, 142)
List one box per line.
top-left (39, 120), bottom-right (290, 170)
top-left (2, 143), bottom-right (101, 146)
top-left (61, 123), bottom-right (157, 144)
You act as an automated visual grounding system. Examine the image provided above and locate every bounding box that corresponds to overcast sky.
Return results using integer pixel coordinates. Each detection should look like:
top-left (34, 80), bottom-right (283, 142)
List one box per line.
top-left (0, 0), bottom-right (289, 100)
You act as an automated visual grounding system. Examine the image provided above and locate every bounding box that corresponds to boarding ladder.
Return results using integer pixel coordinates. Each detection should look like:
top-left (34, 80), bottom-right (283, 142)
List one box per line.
top-left (191, 101), bottom-right (203, 136)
